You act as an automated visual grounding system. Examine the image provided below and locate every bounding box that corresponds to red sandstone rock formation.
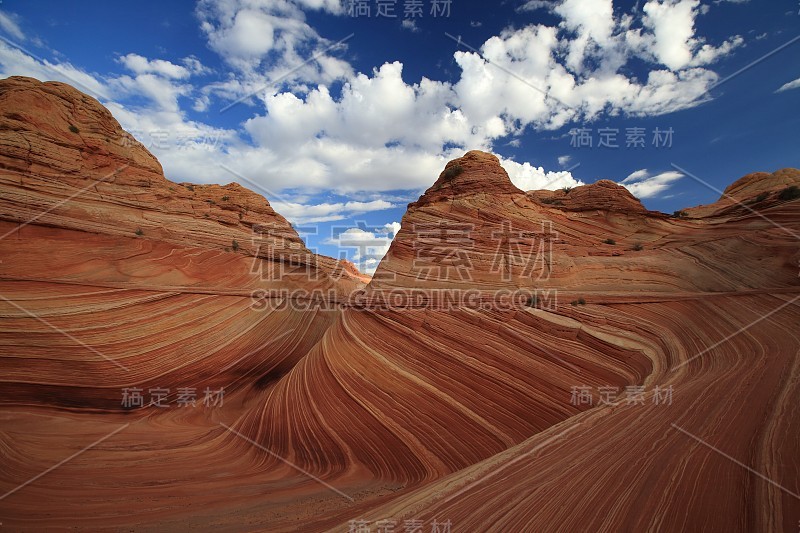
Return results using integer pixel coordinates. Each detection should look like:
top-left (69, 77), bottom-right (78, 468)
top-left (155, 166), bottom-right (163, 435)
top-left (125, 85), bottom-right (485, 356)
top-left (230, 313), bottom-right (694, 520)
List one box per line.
top-left (529, 178), bottom-right (652, 213)
top-left (685, 167), bottom-right (800, 218)
top-left (1, 78), bottom-right (799, 532)
top-left (0, 76), bottom-right (365, 410)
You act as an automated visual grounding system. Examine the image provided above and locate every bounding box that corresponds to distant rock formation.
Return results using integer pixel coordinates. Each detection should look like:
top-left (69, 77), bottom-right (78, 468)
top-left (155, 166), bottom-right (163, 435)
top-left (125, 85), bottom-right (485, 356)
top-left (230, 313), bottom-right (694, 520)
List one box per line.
top-left (529, 178), bottom-right (651, 213)
top-left (686, 167), bottom-right (800, 218)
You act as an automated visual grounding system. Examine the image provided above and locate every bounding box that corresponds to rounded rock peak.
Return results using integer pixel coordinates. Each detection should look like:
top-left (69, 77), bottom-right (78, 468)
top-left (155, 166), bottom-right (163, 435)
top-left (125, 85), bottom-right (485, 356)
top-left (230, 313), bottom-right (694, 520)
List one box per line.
top-left (460, 150), bottom-right (501, 162)
top-left (529, 179), bottom-right (648, 214)
top-left (0, 75), bottom-right (164, 179)
top-left (422, 150), bottom-right (521, 200)
top-left (722, 168), bottom-right (800, 199)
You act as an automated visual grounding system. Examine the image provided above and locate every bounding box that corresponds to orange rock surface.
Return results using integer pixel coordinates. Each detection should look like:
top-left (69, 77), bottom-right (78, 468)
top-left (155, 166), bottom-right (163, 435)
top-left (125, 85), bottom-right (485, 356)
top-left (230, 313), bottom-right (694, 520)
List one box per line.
top-left (1, 78), bottom-right (799, 532)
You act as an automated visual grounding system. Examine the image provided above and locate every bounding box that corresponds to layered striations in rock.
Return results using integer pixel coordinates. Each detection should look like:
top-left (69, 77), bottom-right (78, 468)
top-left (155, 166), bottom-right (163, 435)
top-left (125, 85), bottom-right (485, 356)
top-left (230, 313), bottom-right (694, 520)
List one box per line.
top-left (0, 76), bottom-right (365, 410)
top-left (1, 78), bottom-right (799, 532)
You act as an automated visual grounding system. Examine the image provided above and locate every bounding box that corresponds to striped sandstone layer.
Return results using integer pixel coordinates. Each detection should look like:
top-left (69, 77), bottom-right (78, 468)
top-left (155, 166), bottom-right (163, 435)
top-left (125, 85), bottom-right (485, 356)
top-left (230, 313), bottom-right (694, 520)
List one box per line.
top-left (1, 78), bottom-right (799, 531)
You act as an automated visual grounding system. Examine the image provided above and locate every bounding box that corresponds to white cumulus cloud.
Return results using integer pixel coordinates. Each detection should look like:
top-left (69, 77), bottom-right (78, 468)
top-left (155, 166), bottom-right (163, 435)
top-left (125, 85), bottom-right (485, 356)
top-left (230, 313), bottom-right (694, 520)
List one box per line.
top-left (620, 169), bottom-right (684, 198)
top-left (324, 223), bottom-right (400, 274)
top-left (502, 158), bottom-right (584, 191)
top-left (0, 0), bottom-right (749, 219)
top-left (776, 77), bottom-right (800, 93)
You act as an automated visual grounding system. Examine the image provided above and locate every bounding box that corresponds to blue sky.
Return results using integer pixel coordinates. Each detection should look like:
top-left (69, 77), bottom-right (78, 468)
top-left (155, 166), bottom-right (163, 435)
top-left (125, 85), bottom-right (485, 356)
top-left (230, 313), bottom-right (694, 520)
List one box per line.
top-left (1, 0), bottom-right (798, 273)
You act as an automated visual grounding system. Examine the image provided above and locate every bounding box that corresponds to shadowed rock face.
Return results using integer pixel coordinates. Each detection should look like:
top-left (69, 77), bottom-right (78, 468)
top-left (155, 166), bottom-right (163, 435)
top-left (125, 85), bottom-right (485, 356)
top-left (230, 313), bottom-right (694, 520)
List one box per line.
top-left (1, 78), bottom-right (800, 532)
top-left (686, 167), bottom-right (800, 218)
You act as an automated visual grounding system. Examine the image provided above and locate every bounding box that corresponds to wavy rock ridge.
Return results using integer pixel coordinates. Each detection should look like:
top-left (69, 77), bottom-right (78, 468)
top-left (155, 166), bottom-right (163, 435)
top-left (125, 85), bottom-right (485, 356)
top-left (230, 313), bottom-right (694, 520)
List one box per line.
top-left (1, 78), bottom-right (800, 531)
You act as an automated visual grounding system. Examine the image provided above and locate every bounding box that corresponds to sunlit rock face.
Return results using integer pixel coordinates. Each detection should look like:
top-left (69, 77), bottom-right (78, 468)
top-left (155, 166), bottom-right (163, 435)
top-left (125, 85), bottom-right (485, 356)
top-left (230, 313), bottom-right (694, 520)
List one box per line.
top-left (0, 76), bottom-right (365, 410)
top-left (1, 77), bottom-right (799, 532)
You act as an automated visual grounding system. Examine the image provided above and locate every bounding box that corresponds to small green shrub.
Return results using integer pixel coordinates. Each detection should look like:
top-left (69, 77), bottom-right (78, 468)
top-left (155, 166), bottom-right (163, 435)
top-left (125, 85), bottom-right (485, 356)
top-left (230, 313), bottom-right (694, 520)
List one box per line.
top-left (778, 185), bottom-right (800, 202)
top-left (604, 238), bottom-right (616, 245)
top-left (68, 124), bottom-right (80, 134)
top-left (562, 186), bottom-right (573, 194)
top-left (222, 196), bottom-right (230, 201)
top-left (672, 210), bottom-right (688, 218)
top-left (632, 243), bottom-right (644, 251)
top-left (578, 297), bottom-right (586, 305)
top-left (525, 295), bottom-right (537, 308)
top-left (186, 184), bottom-right (195, 192)
top-left (542, 197), bottom-right (564, 206)
top-left (135, 228), bottom-right (143, 236)
top-left (753, 192), bottom-right (769, 203)
top-left (442, 165), bottom-right (464, 181)
top-left (231, 239), bottom-right (240, 251)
